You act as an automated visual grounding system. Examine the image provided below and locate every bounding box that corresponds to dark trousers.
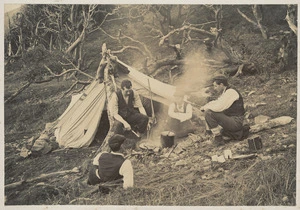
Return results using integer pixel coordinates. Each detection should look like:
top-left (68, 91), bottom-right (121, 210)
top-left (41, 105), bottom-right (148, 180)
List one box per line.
top-left (204, 109), bottom-right (244, 140)
top-left (112, 112), bottom-right (149, 135)
top-left (87, 166), bottom-right (102, 185)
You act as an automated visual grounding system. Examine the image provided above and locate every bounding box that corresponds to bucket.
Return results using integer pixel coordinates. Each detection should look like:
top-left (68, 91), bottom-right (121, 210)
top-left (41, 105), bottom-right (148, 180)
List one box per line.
top-left (160, 131), bottom-right (175, 148)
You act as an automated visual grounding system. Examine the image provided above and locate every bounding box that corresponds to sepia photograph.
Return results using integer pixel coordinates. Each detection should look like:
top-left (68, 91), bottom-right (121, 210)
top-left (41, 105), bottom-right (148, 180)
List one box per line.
top-left (2, 2), bottom-right (298, 209)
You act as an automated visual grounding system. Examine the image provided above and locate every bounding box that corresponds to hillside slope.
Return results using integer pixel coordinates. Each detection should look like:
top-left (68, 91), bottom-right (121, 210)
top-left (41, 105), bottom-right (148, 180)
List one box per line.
top-left (4, 4), bottom-right (297, 206)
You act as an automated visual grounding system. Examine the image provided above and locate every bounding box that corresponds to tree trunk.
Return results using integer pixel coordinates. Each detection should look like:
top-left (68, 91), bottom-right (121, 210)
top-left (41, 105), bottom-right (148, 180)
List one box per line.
top-left (285, 5), bottom-right (297, 36)
top-left (252, 5), bottom-right (268, 39)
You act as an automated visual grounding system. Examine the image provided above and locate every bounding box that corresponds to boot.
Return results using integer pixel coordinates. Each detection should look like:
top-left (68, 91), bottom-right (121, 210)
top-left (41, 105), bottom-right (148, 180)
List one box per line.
top-left (213, 135), bottom-right (225, 146)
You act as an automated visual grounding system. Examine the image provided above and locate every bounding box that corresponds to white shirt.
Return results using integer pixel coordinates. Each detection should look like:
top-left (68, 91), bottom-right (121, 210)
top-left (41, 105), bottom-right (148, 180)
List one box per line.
top-left (93, 151), bottom-right (134, 189)
top-left (168, 102), bottom-right (192, 122)
top-left (202, 88), bottom-right (239, 112)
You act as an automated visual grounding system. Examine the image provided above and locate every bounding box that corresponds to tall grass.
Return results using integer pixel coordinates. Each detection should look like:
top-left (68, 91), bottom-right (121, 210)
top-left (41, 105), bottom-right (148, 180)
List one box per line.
top-left (44, 150), bottom-right (296, 206)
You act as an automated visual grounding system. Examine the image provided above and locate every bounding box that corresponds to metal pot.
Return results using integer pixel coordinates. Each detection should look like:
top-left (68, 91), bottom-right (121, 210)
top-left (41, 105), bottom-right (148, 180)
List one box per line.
top-left (160, 131), bottom-right (175, 148)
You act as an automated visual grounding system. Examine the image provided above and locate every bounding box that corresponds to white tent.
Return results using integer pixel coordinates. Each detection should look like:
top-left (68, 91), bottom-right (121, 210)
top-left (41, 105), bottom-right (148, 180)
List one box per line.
top-left (54, 59), bottom-right (176, 148)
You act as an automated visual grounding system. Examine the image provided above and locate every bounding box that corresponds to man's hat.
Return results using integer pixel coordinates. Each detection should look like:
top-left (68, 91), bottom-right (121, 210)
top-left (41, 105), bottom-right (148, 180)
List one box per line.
top-left (108, 134), bottom-right (126, 149)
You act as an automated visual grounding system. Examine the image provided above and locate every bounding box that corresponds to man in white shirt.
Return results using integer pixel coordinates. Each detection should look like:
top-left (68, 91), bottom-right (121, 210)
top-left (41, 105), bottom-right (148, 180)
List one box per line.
top-left (167, 90), bottom-right (195, 138)
top-left (109, 79), bottom-right (149, 137)
top-left (200, 75), bottom-right (248, 146)
top-left (87, 134), bottom-right (134, 189)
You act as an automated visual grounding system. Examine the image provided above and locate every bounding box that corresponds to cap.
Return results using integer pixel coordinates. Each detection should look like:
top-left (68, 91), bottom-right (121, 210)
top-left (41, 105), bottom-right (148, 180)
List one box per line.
top-left (108, 134), bottom-right (126, 149)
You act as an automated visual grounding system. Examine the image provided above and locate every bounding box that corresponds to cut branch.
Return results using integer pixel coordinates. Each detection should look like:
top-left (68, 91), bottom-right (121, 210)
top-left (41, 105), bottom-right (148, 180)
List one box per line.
top-left (4, 82), bottom-right (32, 104)
top-left (5, 167), bottom-right (80, 190)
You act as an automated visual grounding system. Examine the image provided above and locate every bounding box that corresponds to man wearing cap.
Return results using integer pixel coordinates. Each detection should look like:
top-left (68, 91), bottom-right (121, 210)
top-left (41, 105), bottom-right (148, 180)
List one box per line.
top-left (87, 134), bottom-right (133, 189)
top-left (200, 75), bottom-right (248, 146)
top-left (167, 90), bottom-right (195, 138)
top-left (109, 79), bottom-right (149, 137)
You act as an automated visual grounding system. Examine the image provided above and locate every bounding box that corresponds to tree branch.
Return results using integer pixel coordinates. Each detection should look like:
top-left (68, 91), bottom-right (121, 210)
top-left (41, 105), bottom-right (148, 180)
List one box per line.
top-left (159, 25), bottom-right (215, 46)
top-left (5, 167), bottom-right (80, 190)
top-left (44, 64), bottom-right (94, 79)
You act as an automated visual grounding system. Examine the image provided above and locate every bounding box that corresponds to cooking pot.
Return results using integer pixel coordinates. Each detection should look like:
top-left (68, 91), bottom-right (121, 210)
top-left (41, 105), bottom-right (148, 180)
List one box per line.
top-left (160, 131), bottom-right (175, 148)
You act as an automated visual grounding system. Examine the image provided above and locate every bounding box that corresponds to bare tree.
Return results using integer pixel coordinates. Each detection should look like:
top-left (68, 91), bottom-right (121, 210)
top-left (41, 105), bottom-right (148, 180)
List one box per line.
top-left (237, 5), bottom-right (268, 39)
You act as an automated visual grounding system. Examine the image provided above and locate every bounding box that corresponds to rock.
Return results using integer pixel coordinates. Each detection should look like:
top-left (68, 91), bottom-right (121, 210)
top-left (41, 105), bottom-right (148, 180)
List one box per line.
top-left (217, 155), bottom-right (226, 163)
top-left (175, 160), bottom-right (187, 166)
top-left (177, 138), bottom-right (194, 148)
top-left (153, 147), bottom-right (160, 153)
top-left (20, 147), bottom-right (32, 158)
top-left (254, 115), bottom-right (271, 124)
top-left (217, 168), bottom-right (224, 172)
top-left (245, 112), bottom-right (254, 119)
top-left (288, 144), bottom-right (295, 148)
top-left (282, 196), bottom-right (289, 202)
top-left (49, 136), bottom-right (56, 142)
top-left (173, 145), bottom-right (184, 154)
top-left (260, 155), bottom-right (271, 160)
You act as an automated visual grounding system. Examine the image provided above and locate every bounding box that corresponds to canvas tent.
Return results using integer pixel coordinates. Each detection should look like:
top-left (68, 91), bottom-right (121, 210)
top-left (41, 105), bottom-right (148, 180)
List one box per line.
top-left (53, 59), bottom-right (176, 148)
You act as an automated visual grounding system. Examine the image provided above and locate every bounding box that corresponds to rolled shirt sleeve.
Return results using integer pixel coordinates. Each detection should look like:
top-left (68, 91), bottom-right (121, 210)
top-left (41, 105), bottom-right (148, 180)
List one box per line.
top-left (132, 90), bottom-right (143, 109)
top-left (203, 89), bottom-right (239, 112)
top-left (119, 159), bottom-right (134, 189)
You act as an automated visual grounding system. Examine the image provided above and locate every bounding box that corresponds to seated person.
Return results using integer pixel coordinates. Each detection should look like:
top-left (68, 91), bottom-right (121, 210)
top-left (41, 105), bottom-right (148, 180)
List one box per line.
top-left (109, 79), bottom-right (149, 137)
top-left (87, 134), bottom-right (133, 189)
top-left (167, 90), bottom-right (195, 138)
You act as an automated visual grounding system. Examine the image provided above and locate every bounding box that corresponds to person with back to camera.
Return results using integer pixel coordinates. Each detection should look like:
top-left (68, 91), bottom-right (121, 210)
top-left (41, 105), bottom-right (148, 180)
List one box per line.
top-left (87, 134), bottom-right (133, 189)
top-left (200, 75), bottom-right (249, 146)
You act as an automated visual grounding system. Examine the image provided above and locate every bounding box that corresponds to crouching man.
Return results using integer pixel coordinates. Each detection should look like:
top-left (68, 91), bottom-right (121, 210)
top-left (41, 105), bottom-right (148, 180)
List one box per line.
top-left (109, 79), bottom-right (149, 138)
top-left (87, 134), bottom-right (133, 189)
top-left (167, 90), bottom-right (195, 138)
top-left (200, 75), bottom-right (249, 146)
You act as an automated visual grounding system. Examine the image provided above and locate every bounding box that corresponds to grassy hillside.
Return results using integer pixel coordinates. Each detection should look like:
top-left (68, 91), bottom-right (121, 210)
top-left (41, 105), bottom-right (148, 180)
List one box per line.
top-left (4, 4), bottom-right (297, 206)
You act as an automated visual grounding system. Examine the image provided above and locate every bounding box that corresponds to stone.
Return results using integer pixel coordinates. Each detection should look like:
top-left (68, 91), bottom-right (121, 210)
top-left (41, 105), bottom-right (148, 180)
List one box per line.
top-left (175, 160), bottom-right (187, 166)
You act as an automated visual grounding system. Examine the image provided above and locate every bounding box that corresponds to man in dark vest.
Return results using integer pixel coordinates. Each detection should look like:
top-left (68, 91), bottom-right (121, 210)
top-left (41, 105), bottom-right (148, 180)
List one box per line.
top-left (87, 134), bottom-right (133, 189)
top-left (200, 75), bottom-right (249, 146)
top-left (109, 79), bottom-right (149, 137)
top-left (167, 90), bottom-right (195, 138)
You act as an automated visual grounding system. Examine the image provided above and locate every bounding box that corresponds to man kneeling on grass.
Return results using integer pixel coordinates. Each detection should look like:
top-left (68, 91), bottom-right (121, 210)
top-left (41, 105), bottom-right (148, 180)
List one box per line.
top-left (87, 134), bottom-right (133, 189)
